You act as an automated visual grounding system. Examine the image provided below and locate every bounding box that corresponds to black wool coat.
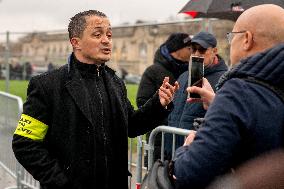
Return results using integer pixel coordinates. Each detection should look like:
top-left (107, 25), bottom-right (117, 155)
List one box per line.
top-left (12, 54), bottom-right (170, 189)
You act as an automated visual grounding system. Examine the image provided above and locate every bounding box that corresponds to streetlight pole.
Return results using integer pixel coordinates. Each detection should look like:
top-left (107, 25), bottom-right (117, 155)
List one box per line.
top-left (150, 25), bottom-right (159, 58)
top-left (5, 31), bottom-right (10, 93)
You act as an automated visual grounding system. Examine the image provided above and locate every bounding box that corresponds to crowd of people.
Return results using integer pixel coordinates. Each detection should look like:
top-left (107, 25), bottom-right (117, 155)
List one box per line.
top-left (0, 62), bottom-right (55, 80)
top-left (0, 62), bottom-right (32, 80)
top-left (11, 4), bottom-right (284, 189)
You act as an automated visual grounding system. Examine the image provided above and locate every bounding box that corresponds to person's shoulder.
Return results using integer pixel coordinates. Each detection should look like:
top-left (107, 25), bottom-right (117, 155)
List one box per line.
top-left (224, 77), bottom-right (270, 91)
top-left (219, 78), bottom-right (251, 94)
top-left (218, 77), bottom-right (279, 104)
top-left (178, 71), bottom-right (189, 81)
top-left (139, 65), bottom-right (160, 81)
top-left (105, 66), bottom-right (125, 86)
top-left (105, 66), bottom-right (121, 80)
top-left (213, 78), bottom-right (253, 107)
top-left (143, 64), bottom-right (172, 83)
top-left (30, 64), bottom-right (68, 86)
top-left (143, 64), bottom-right (160, 73)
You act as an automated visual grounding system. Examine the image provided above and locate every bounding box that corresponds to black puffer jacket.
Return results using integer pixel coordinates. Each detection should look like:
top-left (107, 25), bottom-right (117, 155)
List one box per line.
top-left (12, 53), bottom-right (170, 189)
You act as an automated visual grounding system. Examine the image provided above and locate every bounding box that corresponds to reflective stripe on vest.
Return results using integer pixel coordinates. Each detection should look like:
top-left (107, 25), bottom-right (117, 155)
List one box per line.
top-left (14, 114), bottom-right (48, 141)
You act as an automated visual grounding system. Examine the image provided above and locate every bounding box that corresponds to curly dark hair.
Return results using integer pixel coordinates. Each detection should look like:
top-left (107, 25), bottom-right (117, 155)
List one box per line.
top-left (68, 10), bottom-right (107, 40)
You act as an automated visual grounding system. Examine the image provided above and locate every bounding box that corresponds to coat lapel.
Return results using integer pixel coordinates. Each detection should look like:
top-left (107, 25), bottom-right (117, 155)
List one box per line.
top-left (104, 70), bottom-right (128, 125)
top-left (65, 56), bottom-right (94, 126)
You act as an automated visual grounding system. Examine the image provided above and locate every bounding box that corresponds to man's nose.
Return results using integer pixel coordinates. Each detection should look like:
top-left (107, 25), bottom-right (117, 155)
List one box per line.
top-left (193, 51), bottom-right (201, 57)
top-left (102, 35), bottom-right (111, 43)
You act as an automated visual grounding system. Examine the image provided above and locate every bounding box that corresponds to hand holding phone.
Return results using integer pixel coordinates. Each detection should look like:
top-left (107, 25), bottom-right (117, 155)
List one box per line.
top-left (188, 56), bottom-right (204, 98)
top-left (187, 78), bottom-right (215, 110)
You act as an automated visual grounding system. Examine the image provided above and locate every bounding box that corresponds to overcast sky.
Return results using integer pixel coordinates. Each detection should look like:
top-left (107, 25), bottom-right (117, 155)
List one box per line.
top-left (0, 0), bottom-right (189, 33)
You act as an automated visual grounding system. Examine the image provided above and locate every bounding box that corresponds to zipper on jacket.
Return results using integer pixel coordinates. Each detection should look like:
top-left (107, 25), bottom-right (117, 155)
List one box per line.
top-left (97, 67), bottom-right (100, 77)
top-left (95, 73), bottom-right (109, 187)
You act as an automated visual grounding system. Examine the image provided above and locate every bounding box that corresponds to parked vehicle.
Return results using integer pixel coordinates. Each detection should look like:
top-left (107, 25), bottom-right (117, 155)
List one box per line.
top-left (31, 65), bottom-right (48, 77)
top-left (125, 74), bottom-right (141, 84)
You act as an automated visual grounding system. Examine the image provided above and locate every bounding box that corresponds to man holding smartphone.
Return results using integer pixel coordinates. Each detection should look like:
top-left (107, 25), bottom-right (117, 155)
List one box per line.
top-left (174, 4), bottom-right (284, 189)
top-left (165, 31), bottom-right (227, 159)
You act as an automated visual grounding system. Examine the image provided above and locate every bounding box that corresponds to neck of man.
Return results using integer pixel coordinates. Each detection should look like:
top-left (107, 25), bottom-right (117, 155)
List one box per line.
top-left (206, 55), bottom-right (219, 68)
top-left (73, 51), bottom-right (104, 66)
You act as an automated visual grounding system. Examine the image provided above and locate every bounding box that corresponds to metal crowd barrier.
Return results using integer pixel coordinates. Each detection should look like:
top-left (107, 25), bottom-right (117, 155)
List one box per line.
top-left (0, 91), bottom-right (22, 189)
top-left (0, 91), bottom-right (40, 189)
top-left (132, 126), bottom-right (193, 189)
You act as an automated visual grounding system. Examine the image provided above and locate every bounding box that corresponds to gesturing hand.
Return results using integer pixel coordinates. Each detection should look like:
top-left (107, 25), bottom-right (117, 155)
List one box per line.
top-left (159, 77), bottom-right (179, 108)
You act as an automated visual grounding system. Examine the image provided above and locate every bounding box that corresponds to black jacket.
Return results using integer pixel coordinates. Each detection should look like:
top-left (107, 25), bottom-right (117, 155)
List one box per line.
top-left (136, 45), bottom-right (188, 109)
top-left (12, 54), bottom-right (170, 189)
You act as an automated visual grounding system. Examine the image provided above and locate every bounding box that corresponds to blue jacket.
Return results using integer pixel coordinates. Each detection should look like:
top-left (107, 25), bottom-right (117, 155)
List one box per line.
top-left (174, 44), bottom-right (284, 189)
top-left (165, 56), bottom-right (227, 157)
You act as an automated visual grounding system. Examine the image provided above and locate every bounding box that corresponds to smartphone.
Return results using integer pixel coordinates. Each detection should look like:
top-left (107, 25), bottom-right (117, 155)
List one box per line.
top-left (188, 56), bottom-right (204, 98)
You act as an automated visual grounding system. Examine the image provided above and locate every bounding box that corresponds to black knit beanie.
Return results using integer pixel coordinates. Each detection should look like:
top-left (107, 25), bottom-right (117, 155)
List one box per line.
top-left (164, 32), bottom-right (191, 53)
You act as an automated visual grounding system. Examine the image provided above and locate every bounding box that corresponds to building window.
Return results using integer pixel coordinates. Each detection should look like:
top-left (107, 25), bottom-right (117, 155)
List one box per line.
top-left (121, 45), bottom-right (127, 60)
top-left (53, 46), bottom-right (56, 54)
top-left (59, 45), bottom-right (63, 54)
top-left (48, 45), bottom-right (52, 55)
top-left (66, 45), bottom-right (69, 53)
top-left (139, 42), bottom-right (147, 59)
top-left (25, 47), bottom-right (29, 56)
top-left (112, 45), bottom-right (117, 53)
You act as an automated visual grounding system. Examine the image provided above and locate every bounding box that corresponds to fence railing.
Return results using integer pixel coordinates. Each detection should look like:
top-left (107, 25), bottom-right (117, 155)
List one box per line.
top-left (0, 91), bottom-right (40, 189)
top-left (131, 126), bottom-right (192, 188)
top-left (147, 126), bottom-right (192, 168)
top-left (0, 91), bottom-right (22, 181)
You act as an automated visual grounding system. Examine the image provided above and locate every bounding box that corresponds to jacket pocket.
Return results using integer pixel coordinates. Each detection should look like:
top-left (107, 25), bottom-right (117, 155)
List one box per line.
top-left (64, 159), bottom-right (92, 188)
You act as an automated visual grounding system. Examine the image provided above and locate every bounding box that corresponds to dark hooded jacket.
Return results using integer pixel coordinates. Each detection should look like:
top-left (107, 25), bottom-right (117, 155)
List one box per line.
top-left (136, 44), bottom-right (188, 164)
top-left (136, 44), bottom-right (188, 110)
top-left (12, 53), bottom-right (171, 189)
top-left (174, 44), bottom-right (284, 189)
top-left (165, 55), bottom-right (227, 157)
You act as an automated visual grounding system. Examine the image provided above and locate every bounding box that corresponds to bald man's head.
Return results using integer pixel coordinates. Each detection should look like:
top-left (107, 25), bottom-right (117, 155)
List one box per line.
top-left (229, 4), bottom-right (284, 66)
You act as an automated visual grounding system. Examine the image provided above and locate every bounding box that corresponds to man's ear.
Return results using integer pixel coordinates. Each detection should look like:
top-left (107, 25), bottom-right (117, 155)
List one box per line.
top-left (243, 31), bottom-right (254, 51)
top-left (212, 47), bottom-right (218, 64)
top-left (213, 47), bottom-right (218, 54)
top-left (70, 37), bottom-right (81, 50)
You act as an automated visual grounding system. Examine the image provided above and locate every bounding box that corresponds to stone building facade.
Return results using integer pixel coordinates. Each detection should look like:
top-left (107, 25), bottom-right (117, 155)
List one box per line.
top-left (6, 19), bottom-right (234, 75)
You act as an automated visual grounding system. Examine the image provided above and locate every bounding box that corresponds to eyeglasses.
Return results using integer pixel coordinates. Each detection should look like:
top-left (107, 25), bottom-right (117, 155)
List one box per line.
top-left (226, 31), bottom-right (246, 44)
top-left (191, 46), bottom-right (207, 54)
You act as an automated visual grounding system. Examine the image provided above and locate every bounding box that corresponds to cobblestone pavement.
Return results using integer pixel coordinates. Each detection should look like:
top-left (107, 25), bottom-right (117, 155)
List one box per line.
top-left (128, 151), bottom-right (148, 189)
top-left (0, 164), bottom-right (144, 189)
top-left (0, 166), bottom-right (16, 189)
top-left (129, 164), bottom-right (147, 189)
